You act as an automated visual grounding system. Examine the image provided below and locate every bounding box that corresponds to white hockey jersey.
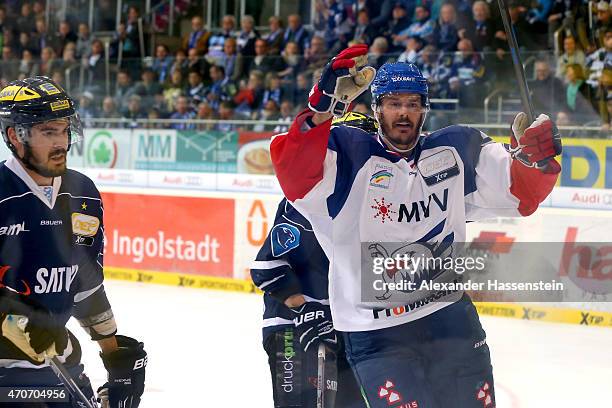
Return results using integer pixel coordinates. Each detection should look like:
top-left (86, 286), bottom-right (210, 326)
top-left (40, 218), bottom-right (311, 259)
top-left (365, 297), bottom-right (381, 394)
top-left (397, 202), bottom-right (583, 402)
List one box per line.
top-left (270, 110), bottom-right (559, 332)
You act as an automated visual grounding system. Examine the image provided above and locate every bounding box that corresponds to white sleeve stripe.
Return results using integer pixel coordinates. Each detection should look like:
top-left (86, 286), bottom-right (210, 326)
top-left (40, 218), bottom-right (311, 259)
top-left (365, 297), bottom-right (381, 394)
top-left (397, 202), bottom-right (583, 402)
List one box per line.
top-left (258, 274), bottom-right (286, 289)
top-left (262, 317), bottom-right (294, 327)
top-left (251, 260), bottom-right (290, 270)
top-left (0, 191), bottom-right (33, 205)
top-left (74, 283), bottom-right (103, 303)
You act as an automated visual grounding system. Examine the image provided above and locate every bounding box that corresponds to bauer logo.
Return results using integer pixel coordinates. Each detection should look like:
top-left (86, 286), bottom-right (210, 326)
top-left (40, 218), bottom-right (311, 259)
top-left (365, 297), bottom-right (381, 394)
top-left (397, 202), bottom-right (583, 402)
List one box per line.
top-left (270, 223), bottom-right (301, 257)
top-left (369, 164), bottom-right (394, 190)
top-left (71, 213), bottom-right (100, 236)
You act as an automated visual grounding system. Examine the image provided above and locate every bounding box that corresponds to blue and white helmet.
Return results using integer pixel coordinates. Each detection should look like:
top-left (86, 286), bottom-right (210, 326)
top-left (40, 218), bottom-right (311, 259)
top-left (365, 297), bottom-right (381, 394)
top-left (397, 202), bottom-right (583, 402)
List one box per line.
top-left (371, 62), bottom-right (430, 109)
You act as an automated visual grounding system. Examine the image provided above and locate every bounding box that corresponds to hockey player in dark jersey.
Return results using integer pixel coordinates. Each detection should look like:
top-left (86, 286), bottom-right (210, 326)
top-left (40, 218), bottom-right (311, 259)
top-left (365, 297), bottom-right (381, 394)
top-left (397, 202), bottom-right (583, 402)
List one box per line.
top-left (251, 137), bottom-right (373, 408)
top-left (0, 76), bottom-right (146, 408)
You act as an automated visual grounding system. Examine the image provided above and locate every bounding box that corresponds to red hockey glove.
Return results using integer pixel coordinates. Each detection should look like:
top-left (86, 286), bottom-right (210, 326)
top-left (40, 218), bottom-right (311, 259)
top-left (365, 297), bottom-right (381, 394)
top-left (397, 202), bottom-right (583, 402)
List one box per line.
top-left (510, 112), bottom-right (562, 172)
top-left (308, 44), bottom-right (376, 117)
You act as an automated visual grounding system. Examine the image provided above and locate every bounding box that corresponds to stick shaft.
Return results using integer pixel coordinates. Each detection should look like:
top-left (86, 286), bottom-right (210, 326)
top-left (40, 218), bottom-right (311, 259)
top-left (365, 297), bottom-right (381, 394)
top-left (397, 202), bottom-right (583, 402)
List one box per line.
top-left (48, 357), bottom-right (97, 408)
top-left (496, 0), bottom-right (535, 122)
top-left (317, 343), bottom-right (326, 408)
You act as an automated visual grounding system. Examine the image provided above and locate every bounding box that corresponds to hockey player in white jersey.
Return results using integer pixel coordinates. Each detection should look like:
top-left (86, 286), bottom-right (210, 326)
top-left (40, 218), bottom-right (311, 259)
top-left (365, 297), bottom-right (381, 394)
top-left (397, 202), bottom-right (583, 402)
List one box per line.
top-left (0, 76), bottom-right (146, 407)
top-left (270, 44), bottom-right (561, 407)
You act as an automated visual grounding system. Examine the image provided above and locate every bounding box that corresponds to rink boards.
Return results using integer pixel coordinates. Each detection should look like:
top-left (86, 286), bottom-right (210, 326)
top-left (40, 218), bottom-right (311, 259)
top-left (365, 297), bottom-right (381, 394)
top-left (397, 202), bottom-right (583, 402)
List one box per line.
top-left (97, 186), bottom-right (612, 329)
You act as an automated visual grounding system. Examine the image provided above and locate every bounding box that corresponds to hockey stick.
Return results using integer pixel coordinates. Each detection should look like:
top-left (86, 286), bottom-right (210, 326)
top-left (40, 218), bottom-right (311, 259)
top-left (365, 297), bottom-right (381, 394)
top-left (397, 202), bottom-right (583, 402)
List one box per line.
top-left (48, 356), bottom-right (97, 408)
top-left (316, 343), bottom-right (326, 408)
top-left (496, 0), bottom-right (535, 122)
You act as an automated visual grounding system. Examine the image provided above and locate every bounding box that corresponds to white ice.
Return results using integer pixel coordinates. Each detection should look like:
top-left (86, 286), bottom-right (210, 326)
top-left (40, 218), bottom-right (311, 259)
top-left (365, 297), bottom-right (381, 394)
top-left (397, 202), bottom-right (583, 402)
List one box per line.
top-left (68, 280), bottom-right (612, 407)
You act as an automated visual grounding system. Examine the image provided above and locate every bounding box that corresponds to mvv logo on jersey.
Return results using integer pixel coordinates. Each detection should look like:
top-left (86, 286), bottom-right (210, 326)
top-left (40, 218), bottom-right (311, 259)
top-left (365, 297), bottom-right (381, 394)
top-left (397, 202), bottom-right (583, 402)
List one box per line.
top-left (417, 149), bottom-right (459, 186)
top-left (369, 164), bottom-right (395, 190)
top-left (34, 264), bottom-right (78, 294)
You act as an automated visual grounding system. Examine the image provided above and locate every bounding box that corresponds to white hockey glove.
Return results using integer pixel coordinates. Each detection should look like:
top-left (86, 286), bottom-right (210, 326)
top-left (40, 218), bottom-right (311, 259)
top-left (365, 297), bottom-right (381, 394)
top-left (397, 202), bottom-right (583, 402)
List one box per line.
top-left (308, 44), bottom-right (376, 117)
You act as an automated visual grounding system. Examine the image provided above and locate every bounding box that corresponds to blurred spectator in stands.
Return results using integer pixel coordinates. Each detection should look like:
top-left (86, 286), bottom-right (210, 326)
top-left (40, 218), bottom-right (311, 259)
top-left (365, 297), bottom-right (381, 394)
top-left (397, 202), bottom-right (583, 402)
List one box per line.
top-left (265, 16), bottom-right (284, 55)
top-left (98, 96), bottom-right (121, 128)
top-left (76, 23), bottom-right (93, 59)
top-left (16, 3), bottom-right (35, 35)
top-left (39, 46), bottom-right (61, 77)
top-left (253, 99), bottom-right (282, 131)
top-left (125, 6), bottom-right (143, 56)
top-left (590, 1), bottom-right (612, 50)
top-left (114, 69), bottom-right (136, 110)
top-left (447, 38), bottom-right (487, 109)
top-left (83, 39), bottom-right (105, 92)
top-left (525, 0), bottom-right (553, 34)
top-left (324, 0), bottom-right (353, 53)
top-left (215, 101), bottom-right (238, 132)
top-left (352, 9), bottom-right (377, 45)
top-left (262, 73), bottom-right (284, 107)
top-left (368, 37), bottom-right (390, 69)
top-left (187, 48), bottom-right (210, 82)
top-left (556, 36), bottom-right (586, 80)
top-left (292, 72), bottom-right (311, 106)
top-left (133, 68), bottom-right (163, 109)
top-left (183, 16), bottom-right (211, 55)
top-left (586, 29), bottom-right (612, 90)
top-left (387, 3), bottom-right (412, 52)
top-left (274, 100), bottom-right (295, 132)
top-left (32, 17), bottom-right (57, 56)
top-left (32, 1), bottom-right (44, 20)
top-left (205, 65), bottom-right (237, 110)
top-left (234, 70), bottom-right (264, 117)
top-left (51, 70), bottom-right (65, 88)
top-left (564, 63), bottom-right (598, 122)
top-left (17, 32), bottom-right (35, 59)
top-left (94, 0), bottom-right (117, 31)
top-left (152, 44), bottom-right (173, 83)
top-left (547, 0), bottom-right (582, 48)
top-left (0, 7), bottom-right (9, 34)
top-left (57, 21), bottom-right (77, 55)
top-left (110, 22), bottom-right (140, 78)
top-left (78, 91), bottom-right (98, 126)
top-left (169, 95), bottom-right (196, 130)
top-left (372, 0), bottom-right (410, 32)
top-left (163, 70), bottom-right (185, 111)
top-left (220, 37), bottom-right (244, 82)
top-left (186, 69), bottom-right (207, 105)
top-left (250, 39), bottom-right (284, 73)
top-left (282, 14), bottom-right (311, 54)
top-left (601, 91), bottom-right (612, 132)
top-left (0, 46), bottom-right (19, 82)
top-left (278, 41), bottom-right (305, 81)
top-left (507, 1), bottom-right (543, 50)
top-left (459, 1), bottom-right (500, 52)
top-left (19, 49), bottom-right (39, 78)
top-left (398, 37), bottom-right (424, 63)
top-left (195, 101), bottom-right (217, 131)
top-left (207, 15), bottom-right (236, 64)
top-left (401, 5), bottom-right (435, 46)
top-left (312, 0), bottom-right (328, 40)
top-left (237, 15), bottom-right (259, 59)
top-left (170, 49), bottom-right (189, 78)
top-left (304, 36), bottom-right (328, 73)
top-left (433, 3), bottom-right (459, 52)
top-left (530, 59), bottom-right (565, 117)
top-left (122, 94), bottom-right (147, 128)
top-left (417, 45), bottom-right (441, 94)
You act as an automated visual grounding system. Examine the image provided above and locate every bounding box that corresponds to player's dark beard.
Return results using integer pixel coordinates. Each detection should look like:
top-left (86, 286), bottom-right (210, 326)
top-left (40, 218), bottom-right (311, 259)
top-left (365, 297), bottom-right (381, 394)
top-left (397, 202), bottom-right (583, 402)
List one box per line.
top-left (21, 143), bottom-right (67, 177)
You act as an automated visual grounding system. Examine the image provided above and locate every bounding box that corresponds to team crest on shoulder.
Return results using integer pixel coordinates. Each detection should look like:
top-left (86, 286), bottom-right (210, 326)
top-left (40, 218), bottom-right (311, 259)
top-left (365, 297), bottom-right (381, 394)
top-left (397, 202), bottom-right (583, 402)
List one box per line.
top-left (71, 212), bottom-right (100, 237)
top-left (271, 223), bottom-right (301, 257)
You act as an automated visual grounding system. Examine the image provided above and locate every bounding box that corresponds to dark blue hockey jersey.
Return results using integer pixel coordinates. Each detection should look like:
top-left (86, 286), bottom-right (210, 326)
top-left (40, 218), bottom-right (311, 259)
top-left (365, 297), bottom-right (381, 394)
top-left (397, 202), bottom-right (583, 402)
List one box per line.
top-left (250, 199), bottom-right (330, 340)
top-left (0, 157), bottom-right (111, 369)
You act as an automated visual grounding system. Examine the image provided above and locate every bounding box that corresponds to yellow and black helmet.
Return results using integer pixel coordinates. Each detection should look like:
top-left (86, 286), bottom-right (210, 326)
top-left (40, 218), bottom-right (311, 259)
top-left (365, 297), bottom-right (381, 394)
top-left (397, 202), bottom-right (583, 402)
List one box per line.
top-left (0, 76), bottom-right (83, 152)
top-left (332, 111), bottom-right (378, 134)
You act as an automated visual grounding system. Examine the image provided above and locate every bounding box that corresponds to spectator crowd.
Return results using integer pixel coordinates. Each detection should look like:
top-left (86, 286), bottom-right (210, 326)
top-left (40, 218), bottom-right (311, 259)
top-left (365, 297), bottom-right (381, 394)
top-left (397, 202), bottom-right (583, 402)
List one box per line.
top-left (0, 0), bottom-right (609, 133)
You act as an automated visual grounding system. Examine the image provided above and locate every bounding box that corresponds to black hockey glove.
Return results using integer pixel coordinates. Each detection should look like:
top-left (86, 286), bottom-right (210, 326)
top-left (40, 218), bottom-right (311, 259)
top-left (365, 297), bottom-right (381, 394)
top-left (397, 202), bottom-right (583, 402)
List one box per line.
top-left (0, 287), bottom-right (68, 361)
top-left (291, 302), bottom-right (338, 352)
top-left (98, 335), bottom-right (147, 408)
